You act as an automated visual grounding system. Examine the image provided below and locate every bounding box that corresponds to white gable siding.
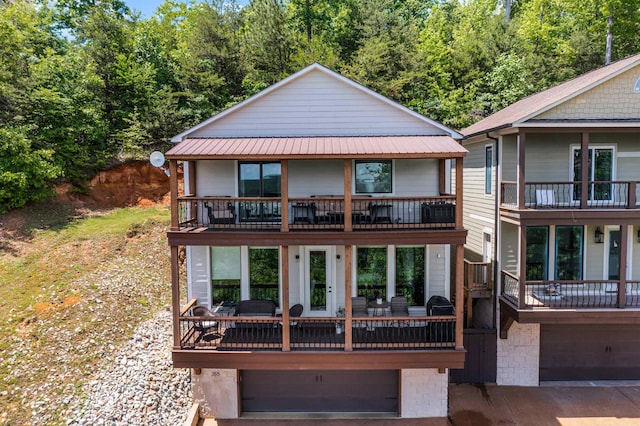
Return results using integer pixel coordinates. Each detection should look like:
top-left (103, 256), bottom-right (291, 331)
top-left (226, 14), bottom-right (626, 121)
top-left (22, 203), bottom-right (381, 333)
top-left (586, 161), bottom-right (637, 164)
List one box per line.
top-left (535, 67), bottom-right (640, 120)
top-left (188, 69), bottom-right (446, 138)
top-left (187, 246), bottom-right (211, 307)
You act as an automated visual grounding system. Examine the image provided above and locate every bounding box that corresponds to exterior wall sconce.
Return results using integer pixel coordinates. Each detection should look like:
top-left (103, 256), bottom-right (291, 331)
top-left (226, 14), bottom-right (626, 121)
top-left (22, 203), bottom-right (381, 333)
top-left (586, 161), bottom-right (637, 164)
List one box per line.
top-left (637, 228), bottom-right (640, 243)
top-left (336, 254), bottom-right (341, 260)
top-left (594, 227), bottom-right (604, 244)
top-left (295, 254), bottom-right (300, 261)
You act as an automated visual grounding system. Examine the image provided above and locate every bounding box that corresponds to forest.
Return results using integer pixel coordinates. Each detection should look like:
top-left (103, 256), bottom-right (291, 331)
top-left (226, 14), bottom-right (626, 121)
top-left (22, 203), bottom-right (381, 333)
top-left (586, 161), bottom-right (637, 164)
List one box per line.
top-left (1, 0), bottom-right (639, 212)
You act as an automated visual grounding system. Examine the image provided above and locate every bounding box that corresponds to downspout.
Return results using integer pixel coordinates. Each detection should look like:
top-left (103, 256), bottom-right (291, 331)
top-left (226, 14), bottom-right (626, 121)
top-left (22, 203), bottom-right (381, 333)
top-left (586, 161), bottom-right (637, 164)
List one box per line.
top-left (486, 132), bottom-right (499, 330)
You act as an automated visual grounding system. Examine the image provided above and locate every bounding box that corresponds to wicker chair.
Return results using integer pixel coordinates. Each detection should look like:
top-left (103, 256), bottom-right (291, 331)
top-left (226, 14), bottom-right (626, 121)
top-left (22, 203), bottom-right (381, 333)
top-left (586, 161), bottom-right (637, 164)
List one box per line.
top-left (390, 296), bottom-right (409, 316)
top-left (351, 296), bottom-right (369, 317)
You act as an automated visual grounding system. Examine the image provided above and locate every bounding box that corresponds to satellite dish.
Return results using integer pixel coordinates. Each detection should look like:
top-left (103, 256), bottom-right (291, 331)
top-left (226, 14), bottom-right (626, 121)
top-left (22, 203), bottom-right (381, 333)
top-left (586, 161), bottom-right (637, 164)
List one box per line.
top-left (149, 151), bottom-right (165, 167)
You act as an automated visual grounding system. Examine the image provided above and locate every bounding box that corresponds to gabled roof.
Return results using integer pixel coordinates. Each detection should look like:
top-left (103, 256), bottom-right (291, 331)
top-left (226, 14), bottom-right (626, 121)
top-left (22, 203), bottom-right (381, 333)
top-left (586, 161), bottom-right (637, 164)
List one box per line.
top-left (462, 53), bottom-right (640, 138)
top-left (165, 136), bottom-right (466, 160)
top-left (171, 63), bottom-right (462, 141)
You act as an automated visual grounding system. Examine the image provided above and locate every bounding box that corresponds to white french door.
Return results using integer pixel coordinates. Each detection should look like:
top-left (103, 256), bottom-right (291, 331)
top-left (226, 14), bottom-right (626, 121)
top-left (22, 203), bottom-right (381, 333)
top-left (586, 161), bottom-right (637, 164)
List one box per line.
top-left (301, 246), bottom-right (335, 317)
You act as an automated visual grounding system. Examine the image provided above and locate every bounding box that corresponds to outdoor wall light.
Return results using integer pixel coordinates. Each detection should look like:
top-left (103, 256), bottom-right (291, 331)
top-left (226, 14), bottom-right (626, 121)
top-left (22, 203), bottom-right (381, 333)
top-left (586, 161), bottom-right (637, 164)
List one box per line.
top-left (637, 228), bottom-right (640, 243)
top-left (336, 254), bottom-right (341, 260)
top-left (594, 227), bottom-right (604, 244)
top-left (295, 254), bottom-right (300, 261)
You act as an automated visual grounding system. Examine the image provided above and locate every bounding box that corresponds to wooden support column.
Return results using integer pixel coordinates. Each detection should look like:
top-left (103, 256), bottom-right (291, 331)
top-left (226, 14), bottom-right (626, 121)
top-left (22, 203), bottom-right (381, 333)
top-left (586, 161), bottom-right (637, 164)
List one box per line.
top-left (439, 159), bottom-right (446, 195)
top-left (580, 133), bottom-right (589, 209)
top-left (455, 157), bottom-right (463, 229)
top-left (518, 222), bottom-right (527, 309)
top-left (345, 245), bottom-right (353, 352)
top-left (629, 182), bottom-right (637, 209)
top-left (281, 245), bottom-right (290, 350)
top-left (281, 160), bottom-right (289, 232)
top-left (344, 160), bottom-right (352, 231)
top-left (171, 245), bottom-right (181, 349)
top-left (619, 225), bottom-right (628, 308)
top-left (517, 132), bottom-right (526, 209)
top-left (170, 160), bottom-right (179, 231)
top-left (455, 244), bottom-right (464, 350)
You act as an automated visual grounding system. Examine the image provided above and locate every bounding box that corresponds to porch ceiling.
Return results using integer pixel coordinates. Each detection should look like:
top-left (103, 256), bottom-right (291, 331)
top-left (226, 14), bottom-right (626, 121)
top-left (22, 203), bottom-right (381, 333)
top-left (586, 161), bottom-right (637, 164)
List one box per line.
top-left (165, 135), bottom-right (467, 160)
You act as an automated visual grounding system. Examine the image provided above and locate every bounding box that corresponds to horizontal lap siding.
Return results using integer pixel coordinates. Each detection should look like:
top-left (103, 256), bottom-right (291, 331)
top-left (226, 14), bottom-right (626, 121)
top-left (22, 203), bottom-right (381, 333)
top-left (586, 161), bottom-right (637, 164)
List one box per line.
top-left (525, 134), bottom-right (578, 182)
top-left (463, 140), bottom-right (496, 259)
top-left (196, 160), bottom-right (236, 196)
top-left (289, 160), bottom-right (344, 196)
top-left (189, 70), bottom-right (444, 137)
top-left (395, 159), bottom-right (439, 196)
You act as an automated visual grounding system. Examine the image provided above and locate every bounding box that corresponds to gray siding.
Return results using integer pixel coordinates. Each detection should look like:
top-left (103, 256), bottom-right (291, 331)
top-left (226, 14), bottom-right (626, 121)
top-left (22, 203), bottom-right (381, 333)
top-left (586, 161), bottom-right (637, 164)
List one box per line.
top-left (427, 244), bottom-right (448, 299)
top-left (462, 140), bottom-right (496, 260)
top-left (500, 222), bottom-right (518, 276)
top-left (395, 159), bottom-right (439, 196)
top-left (585, 225), bottom-right (605, 280)
top-left (289, 160), bottom-right (344, 196)
top-left (633, 228), bottom-right (640, 280)
top-left (188, 69), bottom-right (445, 138)
top-left (501, 135), bottom-right (517, 182)
top-left (196, 160), bottom-right (236, 196)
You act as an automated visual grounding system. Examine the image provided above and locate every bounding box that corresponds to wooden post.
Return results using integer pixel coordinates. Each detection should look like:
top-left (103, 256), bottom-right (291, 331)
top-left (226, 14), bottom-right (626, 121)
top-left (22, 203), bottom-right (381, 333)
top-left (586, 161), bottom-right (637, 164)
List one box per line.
top-left (455, 244), bottom-right (464, 350)
top-left (580, 133), bottom-right (589, 209)
top-left (170, 160), bottom-right (179, 231)
top-left (628, 182), bottom-right (636, 209)
top-left (281, 160), bottom-right (289, 232)
top-left (345, 245), bottom-right (353, 352)
top-left (187, 160), bottom-right (196, 196)
top-left (344, 160), bottom-right (352, 231)
top-left (282, 246), bottom-right (290, 350)
top-left (171, 245), bottom-right (181, 349)
top-left (517, 132), bottom-right (526, 210)
top-left (619, 225), bottom-right (628, 308)
top-left (456, 158), bottom-right (463, 229)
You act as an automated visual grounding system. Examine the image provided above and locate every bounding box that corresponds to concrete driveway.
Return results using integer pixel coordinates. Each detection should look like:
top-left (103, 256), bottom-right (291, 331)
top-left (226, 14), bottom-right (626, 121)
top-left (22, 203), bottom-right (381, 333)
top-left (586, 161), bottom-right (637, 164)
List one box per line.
top-left (202, 383), bottom-right (640, 426)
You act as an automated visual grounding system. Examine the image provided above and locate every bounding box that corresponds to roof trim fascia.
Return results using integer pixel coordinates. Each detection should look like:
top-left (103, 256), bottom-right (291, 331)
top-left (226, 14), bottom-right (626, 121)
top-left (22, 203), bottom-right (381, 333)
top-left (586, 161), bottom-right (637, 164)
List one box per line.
top-left (171, 63), bottom-right (462, 142)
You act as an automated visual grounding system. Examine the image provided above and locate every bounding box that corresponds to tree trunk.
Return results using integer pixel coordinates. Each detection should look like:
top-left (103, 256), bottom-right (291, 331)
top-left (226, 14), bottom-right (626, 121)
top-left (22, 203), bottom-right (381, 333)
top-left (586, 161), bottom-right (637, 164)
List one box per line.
top-left (605, 12), bottom-right (613, 65)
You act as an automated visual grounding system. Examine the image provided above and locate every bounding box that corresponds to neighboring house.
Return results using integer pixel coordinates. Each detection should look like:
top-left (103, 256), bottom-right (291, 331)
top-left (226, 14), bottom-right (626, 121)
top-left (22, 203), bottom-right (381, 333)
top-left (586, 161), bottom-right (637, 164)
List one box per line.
top-left (165, 63), bottom-right (468, 419)
top-left (461, 53), bottom-right (640, 385)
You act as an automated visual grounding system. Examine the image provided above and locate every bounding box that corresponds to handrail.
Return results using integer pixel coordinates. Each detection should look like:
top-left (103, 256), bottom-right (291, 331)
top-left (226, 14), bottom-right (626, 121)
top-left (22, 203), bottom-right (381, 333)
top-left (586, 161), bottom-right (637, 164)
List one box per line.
top-left (180, 298), bottom-right (198, 316)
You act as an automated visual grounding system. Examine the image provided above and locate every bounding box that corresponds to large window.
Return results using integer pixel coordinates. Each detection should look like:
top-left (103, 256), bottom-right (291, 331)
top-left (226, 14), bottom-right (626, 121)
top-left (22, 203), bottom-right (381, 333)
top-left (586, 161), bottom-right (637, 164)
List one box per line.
top-left (239, 162), bottom-right (281, 197)
top-left (355, 160), bottom-right (392, 194)
top-left (485, 145), bottom-right (493, 195)
top-left (526, 227), bottom-right (548, 280)
top-left (211, 247), bottom-right (241, 305)
top-left (555, 226), bottom-right (583, 280)
top-left (249, 248), bottom-right (279, 305)
top-left (356, 247), bottom-right (387, 300)
top-left (395, 247), bottom-right (425, 306)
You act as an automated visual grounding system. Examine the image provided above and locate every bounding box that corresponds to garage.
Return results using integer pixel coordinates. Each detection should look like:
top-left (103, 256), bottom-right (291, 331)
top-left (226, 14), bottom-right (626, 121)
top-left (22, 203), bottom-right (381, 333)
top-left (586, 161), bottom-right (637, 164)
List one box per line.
top-left (241, 370), bottom-right (398, 413)
top-left (540, 324), bottom-right (640, 381)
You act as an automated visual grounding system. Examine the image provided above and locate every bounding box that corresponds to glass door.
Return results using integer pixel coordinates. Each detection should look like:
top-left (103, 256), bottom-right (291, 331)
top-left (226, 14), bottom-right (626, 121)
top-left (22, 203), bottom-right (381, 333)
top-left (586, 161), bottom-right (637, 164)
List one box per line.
top-left (303, 247), bottom-right (335, 317)
top-left (572, 147), bottom-right (614, 203)
top-left (608, 229), bottom-right (620, 280)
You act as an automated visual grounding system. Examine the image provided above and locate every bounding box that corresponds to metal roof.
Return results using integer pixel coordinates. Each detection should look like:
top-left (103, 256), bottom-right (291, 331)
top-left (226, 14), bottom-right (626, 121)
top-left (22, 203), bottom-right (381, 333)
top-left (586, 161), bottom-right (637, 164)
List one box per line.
top-left (166, 136), bottom-right (467, 159)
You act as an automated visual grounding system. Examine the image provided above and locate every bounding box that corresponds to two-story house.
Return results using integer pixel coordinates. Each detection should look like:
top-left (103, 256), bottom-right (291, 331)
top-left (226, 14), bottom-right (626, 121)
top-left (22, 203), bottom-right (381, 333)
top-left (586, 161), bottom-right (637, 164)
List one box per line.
top-left (165, 64), bottom-right (468, 419)
top-left (461, 53), bottom-right (640, 385)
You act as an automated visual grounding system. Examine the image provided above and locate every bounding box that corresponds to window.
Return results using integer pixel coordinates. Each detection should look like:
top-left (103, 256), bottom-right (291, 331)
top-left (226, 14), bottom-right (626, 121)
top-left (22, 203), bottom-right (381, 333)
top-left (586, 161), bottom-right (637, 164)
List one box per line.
top-left (211, 247), bottom-right (241, 305)
top-left (239, 162), bottom-right (281, 197)
top-left (395, 247), bottom-right (425, 306)
top-left (249, 248), bottom-right (279, 305)
top-left (485, 145), bottom-right (493, 194)
top-left (356, 247), bottom-right (387, 300)
top-left (555, 226), bottom-right (583, 280)
top-left (526, 227), bottom-right (548, 280)
top-left (571, 146), bottom-right (614, 201)
top-left (355, 160), bottom-right (392, 194)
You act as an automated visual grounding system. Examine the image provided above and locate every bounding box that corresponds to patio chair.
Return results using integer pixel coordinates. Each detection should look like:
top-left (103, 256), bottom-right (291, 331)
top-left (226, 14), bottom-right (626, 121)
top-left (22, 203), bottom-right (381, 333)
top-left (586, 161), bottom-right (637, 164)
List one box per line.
top-left (204, 200), bottom-right (236, 225)
top-left (390, 296), bottom-right (409, 316)
top-left (192, 305), bottom-right (220, 343)
top-left (351, 296), bottom-right (369, 317)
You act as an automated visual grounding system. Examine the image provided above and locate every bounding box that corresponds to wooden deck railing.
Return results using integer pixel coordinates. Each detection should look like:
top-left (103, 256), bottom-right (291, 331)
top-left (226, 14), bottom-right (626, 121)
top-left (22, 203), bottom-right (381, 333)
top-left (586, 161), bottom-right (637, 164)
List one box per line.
top-left (176, 195), bottom-right (457, 231)
top-left (500, 181), bottom-right (639, 209)
top-left (464, 260), bottom-right (493, 291)
top-left (500, 271), bottom-right (640, 309)
top-left (178, 311), bottom-right (457, 352)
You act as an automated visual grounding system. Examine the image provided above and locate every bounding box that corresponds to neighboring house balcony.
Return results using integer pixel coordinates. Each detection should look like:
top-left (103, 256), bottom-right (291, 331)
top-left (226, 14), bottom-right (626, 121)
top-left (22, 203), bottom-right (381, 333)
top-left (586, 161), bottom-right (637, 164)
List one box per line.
top-left (498, 270), bottom-right (640, 338)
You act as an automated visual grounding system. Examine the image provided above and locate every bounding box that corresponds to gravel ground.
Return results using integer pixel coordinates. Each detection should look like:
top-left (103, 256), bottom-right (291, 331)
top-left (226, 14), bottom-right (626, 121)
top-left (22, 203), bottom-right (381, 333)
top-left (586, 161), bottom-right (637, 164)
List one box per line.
top-left (65, 309), bottom-right (192, 425)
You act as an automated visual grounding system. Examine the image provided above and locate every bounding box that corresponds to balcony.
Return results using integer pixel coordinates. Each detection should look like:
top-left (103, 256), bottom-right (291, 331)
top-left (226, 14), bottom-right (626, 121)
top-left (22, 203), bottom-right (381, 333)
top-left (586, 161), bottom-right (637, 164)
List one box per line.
top-left (179, 309), bottom-right (456, 353)
top-left (500, 270), bottom-right (640, 309)
top-left (176, 195), bottom-right (457, 232)
top-left (501, 181), bottom-right (639, 210)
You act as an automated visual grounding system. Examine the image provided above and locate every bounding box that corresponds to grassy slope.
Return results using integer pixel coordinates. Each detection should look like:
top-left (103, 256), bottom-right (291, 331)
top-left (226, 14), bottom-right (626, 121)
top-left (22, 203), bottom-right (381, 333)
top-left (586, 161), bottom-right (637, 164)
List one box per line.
top-left (0, 206), bottom-right (171, 425)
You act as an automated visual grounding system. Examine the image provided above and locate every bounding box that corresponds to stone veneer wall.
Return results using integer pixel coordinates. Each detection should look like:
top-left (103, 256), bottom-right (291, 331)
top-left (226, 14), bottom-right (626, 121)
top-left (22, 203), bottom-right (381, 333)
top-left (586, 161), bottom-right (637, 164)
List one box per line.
top-left (191, 369), bottom-right (239, 419)
top-left (400, 368), bottom-right (448, 418)
top-left (496, 321), bottom-right (540, 386)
